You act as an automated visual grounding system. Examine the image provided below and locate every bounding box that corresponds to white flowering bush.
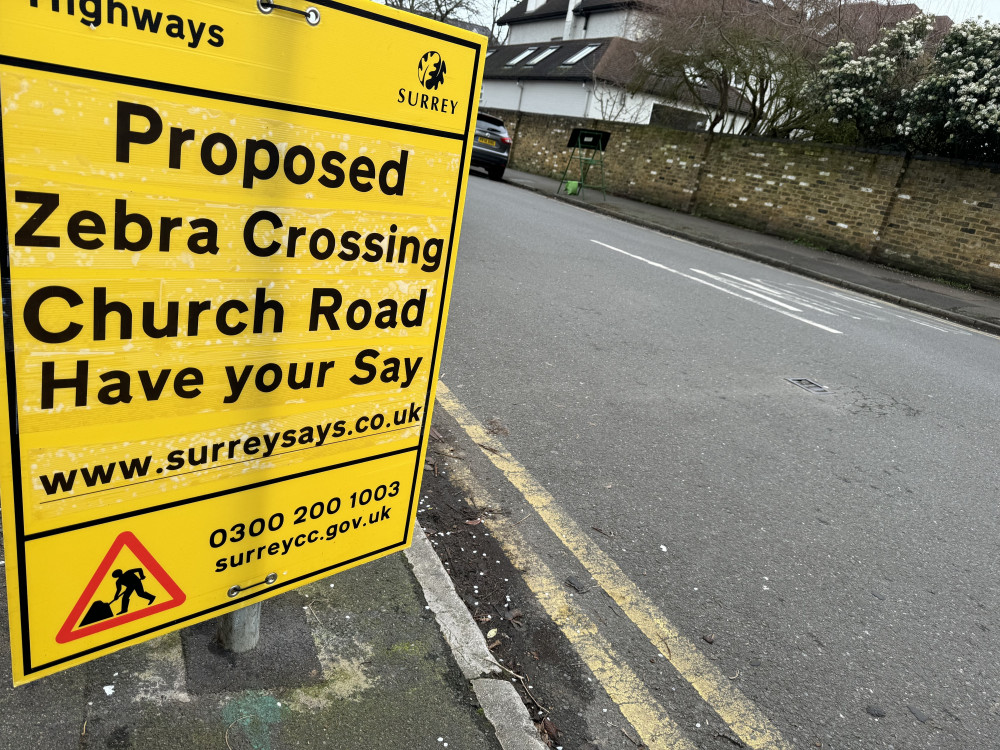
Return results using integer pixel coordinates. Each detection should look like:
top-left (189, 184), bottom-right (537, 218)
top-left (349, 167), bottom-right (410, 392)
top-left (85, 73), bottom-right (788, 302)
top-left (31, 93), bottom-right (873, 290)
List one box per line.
top-left (810, 15), bottom-right (1000, 160)
top-left (807, 14), bottom-right (933, 147)
top-left (901, 20), bottom-right (1000, 160)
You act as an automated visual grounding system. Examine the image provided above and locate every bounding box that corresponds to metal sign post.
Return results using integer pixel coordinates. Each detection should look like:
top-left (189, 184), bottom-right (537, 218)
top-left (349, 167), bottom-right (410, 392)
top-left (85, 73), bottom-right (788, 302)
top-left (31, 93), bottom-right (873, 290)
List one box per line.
top-left (557, 128), bottom-right (612, 199)
top-left (218, 603), bottom-right (263, 653)
top-left (0, 0), bottom-right (485, 684)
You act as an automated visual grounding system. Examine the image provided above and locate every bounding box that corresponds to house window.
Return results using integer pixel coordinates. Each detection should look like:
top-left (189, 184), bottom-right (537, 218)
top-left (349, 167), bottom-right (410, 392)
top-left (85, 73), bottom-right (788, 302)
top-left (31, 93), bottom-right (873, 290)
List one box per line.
top-left (561, 44), bottom-right (600, 66)
top-left (505, 47), bottom-right (538, 66)
top-left (525, 46), bottom-right (561, 66)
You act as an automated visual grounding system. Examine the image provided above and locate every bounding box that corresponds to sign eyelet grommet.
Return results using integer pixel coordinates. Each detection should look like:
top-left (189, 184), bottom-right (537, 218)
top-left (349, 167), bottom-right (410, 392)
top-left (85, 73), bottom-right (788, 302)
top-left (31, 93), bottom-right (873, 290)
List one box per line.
top-left (257, 0), bottom-right (321, 25)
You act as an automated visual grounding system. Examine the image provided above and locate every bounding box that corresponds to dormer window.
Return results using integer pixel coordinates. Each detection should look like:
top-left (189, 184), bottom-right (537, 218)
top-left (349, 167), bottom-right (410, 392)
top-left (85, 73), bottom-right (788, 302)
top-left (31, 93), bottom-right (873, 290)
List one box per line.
top-left (525, 46), bottom-right (561, 65)
top-left (561, 43), bottom-right (600, 65)
top-left (505, 47), bottom-right (539, 66)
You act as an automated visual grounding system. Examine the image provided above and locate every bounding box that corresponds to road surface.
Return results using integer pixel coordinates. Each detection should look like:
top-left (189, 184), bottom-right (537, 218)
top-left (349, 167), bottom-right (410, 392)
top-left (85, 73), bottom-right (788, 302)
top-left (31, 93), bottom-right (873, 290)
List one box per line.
top-left (433, 174), bottom-right (1000, 750)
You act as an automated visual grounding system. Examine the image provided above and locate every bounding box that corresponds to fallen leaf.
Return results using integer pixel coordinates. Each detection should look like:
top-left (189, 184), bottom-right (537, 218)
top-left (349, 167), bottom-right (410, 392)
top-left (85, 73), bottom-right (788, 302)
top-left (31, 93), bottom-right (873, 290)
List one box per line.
top-left (541, 717), bottom-right (559, 739)
top-left (465, 519), bottom-right (482, 526)
top-left (486, 628), bottom-right (498, 638)
top-left (703, 634), bottom-right (715, 644)
top-left (486, 418), bottom-right (509, 436)
top-left (535, 722), bottom-right (556, 749)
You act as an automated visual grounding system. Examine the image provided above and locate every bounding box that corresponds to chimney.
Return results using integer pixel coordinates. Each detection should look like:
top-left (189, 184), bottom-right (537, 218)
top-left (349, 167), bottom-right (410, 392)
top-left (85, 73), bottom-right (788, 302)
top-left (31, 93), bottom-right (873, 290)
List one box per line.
top-left (563, 0), bottom-right (581, 39)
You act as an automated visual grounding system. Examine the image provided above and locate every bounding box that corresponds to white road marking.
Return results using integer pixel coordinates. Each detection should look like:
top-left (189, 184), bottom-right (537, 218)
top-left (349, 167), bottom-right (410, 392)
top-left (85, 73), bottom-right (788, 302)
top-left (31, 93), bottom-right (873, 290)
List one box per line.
top-left (591, 240), bottom-right (843, 334)
top-left (888, 313), bottom-right (954, 332)
top-left (716, 274), bottom-right (843, 316)
top-left (691, 269), bottom-right (804, 311)
top-left (786, 284), bottom-right (971, 335)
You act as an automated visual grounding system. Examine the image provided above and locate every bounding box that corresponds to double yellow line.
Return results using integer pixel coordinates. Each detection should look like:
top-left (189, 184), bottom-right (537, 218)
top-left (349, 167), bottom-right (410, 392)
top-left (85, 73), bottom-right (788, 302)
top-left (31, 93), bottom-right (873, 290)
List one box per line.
top-left (435, 382), bottom-right (790, 750)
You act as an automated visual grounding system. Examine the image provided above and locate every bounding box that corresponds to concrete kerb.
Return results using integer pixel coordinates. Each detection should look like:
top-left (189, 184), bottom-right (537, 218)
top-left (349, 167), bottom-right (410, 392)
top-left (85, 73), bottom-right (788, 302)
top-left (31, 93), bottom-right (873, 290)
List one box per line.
top-left (405, 523), bottom-right (548, 750)
top-left (513, 179), bottom-right (1000, 339)
top-left (472, 679), bottom-right (551, 750)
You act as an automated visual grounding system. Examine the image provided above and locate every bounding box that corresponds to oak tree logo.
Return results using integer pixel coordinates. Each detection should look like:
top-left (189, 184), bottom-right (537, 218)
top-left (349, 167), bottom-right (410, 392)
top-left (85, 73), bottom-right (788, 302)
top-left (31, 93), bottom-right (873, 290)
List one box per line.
top-left (418, 51), bottom-right (446, 90)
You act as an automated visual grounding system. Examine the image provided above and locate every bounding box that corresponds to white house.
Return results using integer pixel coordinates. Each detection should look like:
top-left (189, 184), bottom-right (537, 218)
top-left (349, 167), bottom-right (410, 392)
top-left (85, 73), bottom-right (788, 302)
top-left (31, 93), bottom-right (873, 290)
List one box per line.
top-left (480, 0), bottom-right (669, 122)
top-left (481, 36), bottom-right (671, 123)
top-left (481, 0), bottom-right (949, 128)
top-left (481, 0), bottom-right (749, 124)
top-left (501, 0), bottom-right (642, 44)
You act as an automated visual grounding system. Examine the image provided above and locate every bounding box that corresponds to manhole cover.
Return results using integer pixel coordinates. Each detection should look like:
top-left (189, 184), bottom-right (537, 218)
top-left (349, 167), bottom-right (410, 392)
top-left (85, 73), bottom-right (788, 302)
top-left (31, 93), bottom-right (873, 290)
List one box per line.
top-left (786, 378), bottom-right (829, 394)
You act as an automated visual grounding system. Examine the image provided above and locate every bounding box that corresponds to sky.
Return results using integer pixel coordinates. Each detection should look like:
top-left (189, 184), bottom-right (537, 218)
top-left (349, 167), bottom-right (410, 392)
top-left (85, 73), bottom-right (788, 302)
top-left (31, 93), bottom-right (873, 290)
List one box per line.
top-left (447, 0), bottom-right (1000, 32)
top-left (889, 0), bottom-right (999, 22)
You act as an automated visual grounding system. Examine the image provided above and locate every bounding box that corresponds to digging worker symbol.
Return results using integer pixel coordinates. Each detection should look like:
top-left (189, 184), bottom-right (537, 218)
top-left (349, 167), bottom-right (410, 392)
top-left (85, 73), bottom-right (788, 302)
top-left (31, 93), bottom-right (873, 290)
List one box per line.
top-left (111, 567), bottom-right (156, 614)
top-left (77, 565), bottom-right (159, 627)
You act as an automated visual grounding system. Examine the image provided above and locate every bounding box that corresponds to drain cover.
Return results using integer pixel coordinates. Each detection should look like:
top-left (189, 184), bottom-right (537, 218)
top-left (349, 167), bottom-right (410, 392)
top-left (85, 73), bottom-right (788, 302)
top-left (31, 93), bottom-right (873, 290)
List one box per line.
top-left (786, 377), bottom-right (829, 393)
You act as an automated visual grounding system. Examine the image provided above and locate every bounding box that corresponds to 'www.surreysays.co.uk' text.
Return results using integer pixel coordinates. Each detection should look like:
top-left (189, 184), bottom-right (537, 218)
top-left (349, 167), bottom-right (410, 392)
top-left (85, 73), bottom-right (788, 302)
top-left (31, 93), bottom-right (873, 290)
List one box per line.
top-left (37, 407), bottom-right (423, 497)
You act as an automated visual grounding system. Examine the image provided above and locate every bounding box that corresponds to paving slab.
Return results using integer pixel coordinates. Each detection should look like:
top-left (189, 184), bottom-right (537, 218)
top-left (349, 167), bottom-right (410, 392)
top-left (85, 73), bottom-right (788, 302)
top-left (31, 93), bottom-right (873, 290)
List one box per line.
top-left (0, 553), bottom-right (503, 750)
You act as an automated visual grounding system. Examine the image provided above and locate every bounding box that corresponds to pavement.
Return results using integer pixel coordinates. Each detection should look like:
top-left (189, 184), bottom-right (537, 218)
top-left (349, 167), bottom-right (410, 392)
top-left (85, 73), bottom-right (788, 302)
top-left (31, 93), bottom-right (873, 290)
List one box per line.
top-left (0, 526), bottom-right (541, 750)
top-left (1, 168), bottom-right (997, 750)
top-left (501, 168), bottom-right (1000, 337)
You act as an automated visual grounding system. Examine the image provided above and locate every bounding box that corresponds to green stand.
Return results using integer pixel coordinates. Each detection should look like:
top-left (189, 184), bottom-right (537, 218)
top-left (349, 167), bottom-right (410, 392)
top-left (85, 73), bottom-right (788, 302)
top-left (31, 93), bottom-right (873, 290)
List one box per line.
top-left (557, 128), bottom-right (610, 200)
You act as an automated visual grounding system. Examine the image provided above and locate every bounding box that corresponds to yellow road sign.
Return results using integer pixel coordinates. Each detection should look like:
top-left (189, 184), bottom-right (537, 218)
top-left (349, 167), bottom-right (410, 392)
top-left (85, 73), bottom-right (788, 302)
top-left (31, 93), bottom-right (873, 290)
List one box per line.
top-left (0, 0), bottom-right (484, 684)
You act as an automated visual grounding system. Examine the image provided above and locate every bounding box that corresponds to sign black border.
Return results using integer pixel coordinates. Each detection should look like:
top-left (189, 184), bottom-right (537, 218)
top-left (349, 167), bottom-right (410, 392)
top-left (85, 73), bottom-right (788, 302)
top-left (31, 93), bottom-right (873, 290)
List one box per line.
top-left (0, 0), bottom-right (482, 679)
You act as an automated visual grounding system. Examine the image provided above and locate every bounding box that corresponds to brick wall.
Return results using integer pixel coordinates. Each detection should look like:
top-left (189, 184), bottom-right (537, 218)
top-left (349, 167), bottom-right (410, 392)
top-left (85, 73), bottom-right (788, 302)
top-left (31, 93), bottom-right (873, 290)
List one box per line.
top-left (876, 159), bottom-right (1000, 284)
top-left (693, 139), bottom-right (904, 260)
top-left (484, 107), bottom-right (1000, 294)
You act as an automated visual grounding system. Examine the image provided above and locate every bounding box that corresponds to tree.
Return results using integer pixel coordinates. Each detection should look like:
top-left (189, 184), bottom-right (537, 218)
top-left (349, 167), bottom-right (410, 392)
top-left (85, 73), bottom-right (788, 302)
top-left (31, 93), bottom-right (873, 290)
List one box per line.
top-left (383, 0), bottom-right (477, 24)
top-left (478, 0), bottom-right (512, 44)
top-left (383, 0), bottom-right (510, 43)
top-left (901, 19), bottom-right (1000, 161)
top-left (632, 1), bottom-right (946, 138)
top-left (633, 0), bottom-right (856, 138)
top-left (807, 13), bottom-right (934, 148)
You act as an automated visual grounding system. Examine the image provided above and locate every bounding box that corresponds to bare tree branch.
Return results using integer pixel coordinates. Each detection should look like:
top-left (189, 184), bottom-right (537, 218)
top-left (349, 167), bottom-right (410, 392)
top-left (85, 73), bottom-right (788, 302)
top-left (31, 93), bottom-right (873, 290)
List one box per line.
top-left (631, 0), bottom-right (918, 137)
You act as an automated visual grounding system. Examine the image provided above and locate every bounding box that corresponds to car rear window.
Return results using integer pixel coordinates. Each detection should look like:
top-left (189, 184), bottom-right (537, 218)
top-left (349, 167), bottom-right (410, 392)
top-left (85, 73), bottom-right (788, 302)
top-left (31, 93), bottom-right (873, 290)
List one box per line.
top-left (477, 113), bottom-right (505, 128)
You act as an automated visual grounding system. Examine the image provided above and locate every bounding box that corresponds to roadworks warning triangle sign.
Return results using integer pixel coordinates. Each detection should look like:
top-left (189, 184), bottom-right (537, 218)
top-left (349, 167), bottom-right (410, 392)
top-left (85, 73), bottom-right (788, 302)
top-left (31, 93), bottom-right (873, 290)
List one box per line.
top-left (56, 531), bottom-right (186, 643)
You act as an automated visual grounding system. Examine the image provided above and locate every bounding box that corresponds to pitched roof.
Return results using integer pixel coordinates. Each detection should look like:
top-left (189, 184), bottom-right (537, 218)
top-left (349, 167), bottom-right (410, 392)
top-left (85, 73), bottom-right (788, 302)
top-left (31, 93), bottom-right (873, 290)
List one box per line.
top-left (815, 1), bottom-right (953, 48)
top-left (484, 37), bottom-right (635, 83)
top-left (497, 0), bottom-right (638, 26)
top-left (485, 37), bottom-right (756, 116)
top-left (497, 0), bottom-right (571, 25)
top-left (573, 0), bottom-right (634, 14)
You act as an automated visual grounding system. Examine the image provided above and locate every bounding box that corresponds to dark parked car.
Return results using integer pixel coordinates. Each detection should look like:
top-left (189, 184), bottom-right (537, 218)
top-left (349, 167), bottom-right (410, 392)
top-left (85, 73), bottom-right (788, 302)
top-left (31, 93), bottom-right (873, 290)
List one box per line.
top-left (471, 113), bottom-right (511, 181)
